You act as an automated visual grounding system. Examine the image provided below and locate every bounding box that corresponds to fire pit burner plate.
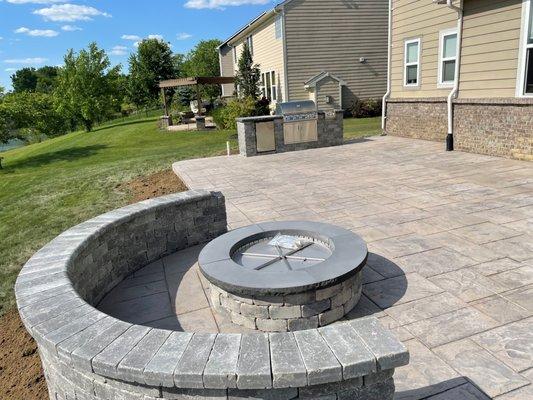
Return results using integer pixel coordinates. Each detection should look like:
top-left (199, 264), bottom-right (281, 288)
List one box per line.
top-left (199, 221), bottom-right (367, 296)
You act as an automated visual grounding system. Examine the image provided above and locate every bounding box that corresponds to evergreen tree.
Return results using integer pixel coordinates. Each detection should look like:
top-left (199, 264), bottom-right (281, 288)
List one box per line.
top-left (234, 43), bottom-right (260, 100)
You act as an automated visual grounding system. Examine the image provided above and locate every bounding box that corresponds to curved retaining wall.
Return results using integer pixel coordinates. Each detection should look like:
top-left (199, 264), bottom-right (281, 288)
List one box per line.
top-left (15, 190), bottom-right (408, 400)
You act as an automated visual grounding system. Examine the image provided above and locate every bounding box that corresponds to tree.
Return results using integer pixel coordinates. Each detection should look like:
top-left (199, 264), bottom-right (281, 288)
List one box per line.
top-left (35, 66), bottom-right (60, 94)
top-left (11, 68), bottom-right (39, 93)
top-left (0, 92), bottom-right (67, 144)
top-left (234, 42), bottom-right (261, 100)
top-left (55, 42), bottom-right (121, 132)
top-left (128, 38), bottom-right (175, 109)
top-left (182, 39), bottom-right (222, 100)
top-left (0, 85), bottom-right (5, 99)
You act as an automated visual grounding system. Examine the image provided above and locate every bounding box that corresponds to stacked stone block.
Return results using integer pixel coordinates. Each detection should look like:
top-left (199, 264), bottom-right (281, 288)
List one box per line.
top-left (210, 272), bottom-right (363, 332)
top-left (237, 110), bottom-right (344, 157)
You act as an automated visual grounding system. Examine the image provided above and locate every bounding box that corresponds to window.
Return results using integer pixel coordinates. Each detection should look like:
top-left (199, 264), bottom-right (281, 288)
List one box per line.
top-left (275, 15), bottom-right (283, 40)
top-left (524, 1), bottom-right (533, 94)
top-left (233, 46), bottom-right (237, 63)
top-left (246, 36), bottom-right (253, 55)
top-left (404, 39), bottom-right (420, 86)
top-left (439, 30), bottom-right (458, 85)
top-left (260, 71), bottom-right (277, 102)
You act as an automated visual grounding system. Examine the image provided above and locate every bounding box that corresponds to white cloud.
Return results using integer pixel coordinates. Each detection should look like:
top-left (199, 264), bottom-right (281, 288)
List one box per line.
top-left (148, 34), bottom-right (163, 40)
top-left (109, 45), bottom-right (128, 56)
top-left (33, 4), bottom-right (111, 22)
top-left (184, 0), bottom-right (270, 10)
top-left (5, 68), bottom-right (17, 72)
top-left (4, 57), bottom-right (48, 64)
top-left (15, 27), bottom-right (59, 37)
top-left (61, 24), bottom-right (82, 31)
top-left (121, 34), bottom-right (141, 41)
top-left (6, 0), bottom-right (67, 4)
top-left (177, 32), bottom-right (192, 40)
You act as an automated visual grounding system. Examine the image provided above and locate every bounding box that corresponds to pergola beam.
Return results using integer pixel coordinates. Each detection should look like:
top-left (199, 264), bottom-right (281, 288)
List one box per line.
top-left (159, 76), bottom-right (235, 89)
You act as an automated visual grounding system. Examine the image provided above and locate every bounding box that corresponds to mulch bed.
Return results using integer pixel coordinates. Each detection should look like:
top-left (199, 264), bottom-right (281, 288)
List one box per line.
top-left (0, 168), bottom-right (188, 400)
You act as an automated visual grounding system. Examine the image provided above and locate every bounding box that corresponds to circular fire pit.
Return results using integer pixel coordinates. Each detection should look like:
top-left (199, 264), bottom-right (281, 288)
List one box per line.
top-left (199, 221), bottom-right (368, 332)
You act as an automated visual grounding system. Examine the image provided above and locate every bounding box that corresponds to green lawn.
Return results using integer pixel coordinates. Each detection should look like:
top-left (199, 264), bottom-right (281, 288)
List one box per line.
top-left (344, 116), bottom-right (382, 140)
top-left (0, 116), bottom-right (238, 314)
top-left (0, 115), bottom-right (381, 315)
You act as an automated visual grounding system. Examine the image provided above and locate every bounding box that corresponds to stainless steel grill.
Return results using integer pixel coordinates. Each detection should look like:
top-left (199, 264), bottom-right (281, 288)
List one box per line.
top-left (276, 100), bottom-right (318, 144)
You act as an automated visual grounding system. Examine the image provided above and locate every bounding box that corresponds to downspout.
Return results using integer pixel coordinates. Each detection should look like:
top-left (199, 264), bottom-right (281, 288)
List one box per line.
top-left (279, 5), bottom-right (290, 102)
top-left (382, 0), bottom-right (393, 131)
top-left (445, 0), bottom-right (463, 151)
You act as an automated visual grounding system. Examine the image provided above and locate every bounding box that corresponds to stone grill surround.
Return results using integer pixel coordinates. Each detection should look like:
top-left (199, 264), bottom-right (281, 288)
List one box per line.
top-left (210, 272), bottom-right (363, 332)
top-left (15, 191), bottom-right (409, 400)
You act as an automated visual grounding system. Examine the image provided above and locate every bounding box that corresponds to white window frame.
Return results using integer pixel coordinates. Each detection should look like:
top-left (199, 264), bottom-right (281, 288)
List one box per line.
top-left (438, 28), bottom-right (458, 87)
top-left (233, 45), bottom-right (237, 64)
top-left (260, 71), bottom-right (278, 103)
top-left (246, 35), bottom-right (253, 55)
top-left (517, 0), bottom-right (533, 97)
top-left (404, 38), bottom-right (421, 87)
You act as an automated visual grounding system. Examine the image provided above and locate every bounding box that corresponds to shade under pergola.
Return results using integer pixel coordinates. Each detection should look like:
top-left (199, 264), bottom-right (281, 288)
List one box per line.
top-left (158, 76), bottom-right (235, 117)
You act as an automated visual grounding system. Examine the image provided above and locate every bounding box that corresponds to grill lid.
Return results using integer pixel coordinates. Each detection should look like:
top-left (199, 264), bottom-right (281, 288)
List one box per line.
top-left (276, 100), bottom-right (317, 116)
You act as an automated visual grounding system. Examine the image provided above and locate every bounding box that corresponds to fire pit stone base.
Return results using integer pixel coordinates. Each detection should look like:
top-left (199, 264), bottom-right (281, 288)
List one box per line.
top-left (210, 272), bottom-right (362, 332)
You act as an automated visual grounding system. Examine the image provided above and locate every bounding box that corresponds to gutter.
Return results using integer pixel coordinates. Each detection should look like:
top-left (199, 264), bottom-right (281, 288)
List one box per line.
top-left (382, 0), bottom-right (393, 131)
top-left (444, 0), bottom-right (463, 151)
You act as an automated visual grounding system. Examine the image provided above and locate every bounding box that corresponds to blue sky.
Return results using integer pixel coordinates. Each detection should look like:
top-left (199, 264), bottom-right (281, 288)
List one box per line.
top-left (0, 0), bottom-right (276, 90)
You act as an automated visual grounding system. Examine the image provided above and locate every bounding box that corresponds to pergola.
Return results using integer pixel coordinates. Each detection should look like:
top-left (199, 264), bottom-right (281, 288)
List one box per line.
top-left (158, 76), bottom-right (235, 117)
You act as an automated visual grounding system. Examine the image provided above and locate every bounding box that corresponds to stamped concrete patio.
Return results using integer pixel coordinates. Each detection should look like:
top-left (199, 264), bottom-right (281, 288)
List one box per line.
top-left (172, 136), bottom-right (533, 400)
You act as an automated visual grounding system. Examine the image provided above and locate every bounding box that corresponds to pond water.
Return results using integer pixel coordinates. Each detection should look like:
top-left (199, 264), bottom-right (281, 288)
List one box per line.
top-left (0, 139), bottom-right (25, 152)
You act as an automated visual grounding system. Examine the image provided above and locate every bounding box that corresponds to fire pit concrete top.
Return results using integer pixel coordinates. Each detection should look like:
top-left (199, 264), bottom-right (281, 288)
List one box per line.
top-left (199, 221), bottom-right (368, 296)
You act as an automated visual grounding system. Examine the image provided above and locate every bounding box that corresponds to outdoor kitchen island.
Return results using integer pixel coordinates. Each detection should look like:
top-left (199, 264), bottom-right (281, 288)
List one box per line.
top-left (237, 101), bottom-right (344, 157)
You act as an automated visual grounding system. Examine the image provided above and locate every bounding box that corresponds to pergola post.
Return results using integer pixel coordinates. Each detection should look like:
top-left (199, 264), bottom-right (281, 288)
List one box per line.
top-left (196, 83), bottom-right (202, 116)
top-left (161, 88), bottom-right (169, 117)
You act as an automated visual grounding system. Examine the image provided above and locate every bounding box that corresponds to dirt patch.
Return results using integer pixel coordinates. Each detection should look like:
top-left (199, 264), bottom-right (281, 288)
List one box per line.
top-left (119, 168), bottom-right (189, 203)
top-left (0, 310), bottom-right (47, 400)
top-left (0, 168), bottom-right (189, 399)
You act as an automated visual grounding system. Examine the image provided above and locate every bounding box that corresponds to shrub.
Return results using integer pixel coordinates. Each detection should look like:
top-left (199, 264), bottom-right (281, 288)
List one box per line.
top-left (212, 97), bottom-right (270, 130)
top-left (349, 98), bottom-right (382, 118)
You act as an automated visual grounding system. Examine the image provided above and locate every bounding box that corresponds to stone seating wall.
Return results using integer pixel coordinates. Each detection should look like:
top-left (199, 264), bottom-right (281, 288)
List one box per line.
top-left (15, 190), bottom-right (409, 400)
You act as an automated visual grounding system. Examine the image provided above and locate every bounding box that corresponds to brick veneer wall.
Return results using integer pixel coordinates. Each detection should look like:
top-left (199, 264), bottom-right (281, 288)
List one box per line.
top-left (454, 99), bottom-right (533, 161)
top-left (385, 98), bottom-right (533, 161)
top-left (385, 98), bottom-right (448, 142)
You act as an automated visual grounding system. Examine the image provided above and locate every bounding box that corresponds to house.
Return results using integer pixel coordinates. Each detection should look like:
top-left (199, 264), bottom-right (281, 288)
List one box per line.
top-left (383, 0), bottom-right (533, 160)
top-left (218, 0), bottom-right (389, 112)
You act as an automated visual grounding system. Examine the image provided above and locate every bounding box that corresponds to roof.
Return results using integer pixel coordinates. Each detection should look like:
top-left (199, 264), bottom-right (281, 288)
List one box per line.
top-left (159, 77), bottom-right (235, 89)
top-left (218, 0), bottom-right (295, 48)
top-left (304, 72), bottom-right (347, 89)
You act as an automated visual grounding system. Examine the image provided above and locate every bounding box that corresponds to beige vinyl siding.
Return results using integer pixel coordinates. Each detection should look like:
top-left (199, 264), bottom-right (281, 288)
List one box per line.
top-left (459, 0), bottom-right (523, 98)
top-left (390, 0), bottom-right (458, 99)
top-left (230, 17), bottom-right (285, 103)
top-left (219, 44), bottom-right (235, 97)
top-left (284, 0), bottom-right (388, 107)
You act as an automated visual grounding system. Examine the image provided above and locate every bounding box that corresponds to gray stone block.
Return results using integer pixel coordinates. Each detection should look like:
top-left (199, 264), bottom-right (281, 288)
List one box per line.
top-left (92, 325), bottom-right (151, 379)
top-left (144, 331), bottom-right (193, 387)
top-left (318, 324), bottom-right (376, 379)
top-left (319, 306), bottom-right (344, 327)
top-left (363, 369), bottom-right (394, 387)
top-left (349, 317), bottom-right (409, 370)
top-left (269, 333), bottom-right (307, 388)
top-left (162, 387), bottom-right (228, 400)
top-left (174, 333), bottom-right (216, 389)
top-left (287, 316), bottom-right (319, 331)
top-left (294, 329), bottom-right (342, 386)
top-left (240, 303), bottom-right (269, 318)
top-left (203, 334), bottom-right (241, 389)
top-left (117, 329), bottom-right (172, 383)
top-left (228, 387), bottom-right (298, 400)
top-left (301, 299), bottom-right (331, 317)
top-left (256, 318), bottom-right (287, 332)
top-left (237, 333), bottom-right (271, 389)
top-left (231, 311), bottom-right (256, 330)
top-left (269, 305), bottom-right (301, 319)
